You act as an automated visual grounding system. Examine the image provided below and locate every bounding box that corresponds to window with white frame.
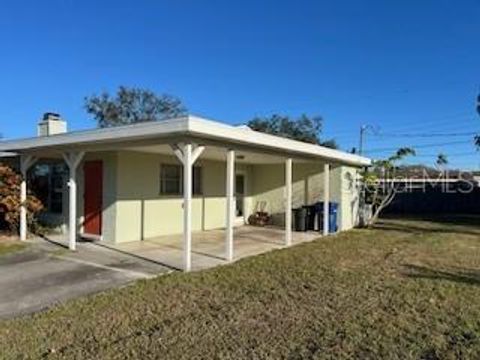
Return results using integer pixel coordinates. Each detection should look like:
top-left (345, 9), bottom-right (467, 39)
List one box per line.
top-left (160, 164), bottom-right (203, 195)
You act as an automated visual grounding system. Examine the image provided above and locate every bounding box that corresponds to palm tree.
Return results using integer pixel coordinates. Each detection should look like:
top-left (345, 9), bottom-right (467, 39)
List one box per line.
top-left (436, 153), bottom-right (448, 176)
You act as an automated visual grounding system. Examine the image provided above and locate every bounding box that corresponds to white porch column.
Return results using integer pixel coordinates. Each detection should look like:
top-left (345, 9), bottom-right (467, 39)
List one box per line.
top-left (183, 143), bottom-right (193, 272)
top-left (20, 178), bottom-right (26, 241)
top-left (285, 158), bottom-right (292, 246)
top-left (63, 152), bottom-right (85, 250)
top-left (68, 174), bottom-right (77, 250)
top-left (323, 163), bottom-right (330, 236)
top-left (225, 149), bottom-right (235, 261)
top-left (170, 143), bottom-right (205, 272)
top-left (19, 155), bottom-right (36, 241)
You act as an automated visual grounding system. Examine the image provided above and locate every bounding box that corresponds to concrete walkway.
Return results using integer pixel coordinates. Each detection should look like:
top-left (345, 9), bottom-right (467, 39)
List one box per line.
top-left (0, 239), bottom-right (171, 319)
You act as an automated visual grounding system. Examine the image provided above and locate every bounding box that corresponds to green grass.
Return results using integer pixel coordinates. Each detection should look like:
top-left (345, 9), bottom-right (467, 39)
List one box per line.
top-left (0, 240), bottom-right (26, 256)
top-left (1, 216), bottom-right (480, 359)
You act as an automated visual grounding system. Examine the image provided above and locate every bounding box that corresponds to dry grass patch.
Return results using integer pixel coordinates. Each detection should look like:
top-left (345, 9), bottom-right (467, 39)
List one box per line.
top-left (0, 234), bottom-right (26, 256)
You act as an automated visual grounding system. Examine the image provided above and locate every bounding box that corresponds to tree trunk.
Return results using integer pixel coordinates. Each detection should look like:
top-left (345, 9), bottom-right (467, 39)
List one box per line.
top-left (366, 186), bottom-right (397, 227)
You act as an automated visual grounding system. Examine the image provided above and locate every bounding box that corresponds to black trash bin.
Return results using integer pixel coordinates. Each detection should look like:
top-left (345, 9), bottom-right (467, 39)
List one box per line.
top-left (302, 205), bottom-right (317, 231)
top-left (315, 202), bottom-right (323, 230)
top-left (293, 207), bottom-right (307, 231)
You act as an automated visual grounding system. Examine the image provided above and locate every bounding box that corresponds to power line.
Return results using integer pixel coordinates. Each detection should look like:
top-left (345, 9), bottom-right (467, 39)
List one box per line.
top-left (371, 131), bottom-right (478, 138)
top-left (413, 151), bottom-right (479, 158)
top-left (376, 115), bottom-right (475, 133)
top-left (328, 120), bottom-right (480, 142)
top-left (332, 130), bottom-right (479, 146)
top-left (364, 140), bottom-right (474, 154)
top-left (324, 112), bottom-right (477, 139)
top-left (334, 129), bottom-right (478, 142)
top-left (381, 124), bottom-right (478, 135)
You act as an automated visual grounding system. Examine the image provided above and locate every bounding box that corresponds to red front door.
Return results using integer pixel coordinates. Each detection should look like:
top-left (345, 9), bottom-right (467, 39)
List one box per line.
top-left (84, 161), bottom-right (103, 236)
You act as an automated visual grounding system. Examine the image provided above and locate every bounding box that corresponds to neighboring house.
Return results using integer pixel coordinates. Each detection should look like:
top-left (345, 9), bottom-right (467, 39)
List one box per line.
top-left (0, 113), bottom-right (371, 271)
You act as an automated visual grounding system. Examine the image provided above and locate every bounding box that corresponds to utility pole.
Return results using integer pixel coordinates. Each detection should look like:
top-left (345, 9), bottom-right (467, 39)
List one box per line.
top-left (476, 92), bottom-right (480, 115)
top-left (359, 124), bottom-right (378, 156)
top-left (359, 125), bottom-right (367, 156)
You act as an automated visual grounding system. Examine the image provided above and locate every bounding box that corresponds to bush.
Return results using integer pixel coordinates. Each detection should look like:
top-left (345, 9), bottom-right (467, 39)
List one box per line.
top-left (0, 163), bottom-right (43, 233)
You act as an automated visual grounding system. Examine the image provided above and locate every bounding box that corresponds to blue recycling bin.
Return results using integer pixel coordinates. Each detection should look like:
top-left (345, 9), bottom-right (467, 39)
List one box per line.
top-left (315, 202), bottom-right (338, 233)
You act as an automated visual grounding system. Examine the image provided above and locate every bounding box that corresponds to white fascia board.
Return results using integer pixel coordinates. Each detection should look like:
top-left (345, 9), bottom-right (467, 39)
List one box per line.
top-left (0, 115), bottom-right (371, 167)
top-left (0, 151), bottom-right (18, 157)
top-left (187, 116), bottom-right (371, 167)
top-left (0, 117), bottom-right (190, 152)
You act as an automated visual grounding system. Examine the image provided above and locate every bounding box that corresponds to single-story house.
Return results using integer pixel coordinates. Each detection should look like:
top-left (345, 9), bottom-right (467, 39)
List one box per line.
top-left (0, 113), bottom-right (371, 271)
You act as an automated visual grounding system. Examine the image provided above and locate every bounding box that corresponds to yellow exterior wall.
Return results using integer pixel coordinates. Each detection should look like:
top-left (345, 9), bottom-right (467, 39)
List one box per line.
top-left (250, 162), bottom-right (360, 231)
top-left (250, 162), bottom-right (341, 225)
top-left (77, 151), bottom-right (361, 244)
top-left (114, 151), bottom-right (252, 243)
top-left (337, 166), bottom-right (361, 231)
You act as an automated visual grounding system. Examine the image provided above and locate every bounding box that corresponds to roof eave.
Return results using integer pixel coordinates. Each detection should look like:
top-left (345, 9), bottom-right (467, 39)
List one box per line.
top-left (0, 115), bottom-right (371, 167)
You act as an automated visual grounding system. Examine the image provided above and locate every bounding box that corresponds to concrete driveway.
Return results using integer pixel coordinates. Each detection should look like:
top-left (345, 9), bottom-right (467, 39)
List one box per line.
top-left (0, 238), bottom-right (172, 319)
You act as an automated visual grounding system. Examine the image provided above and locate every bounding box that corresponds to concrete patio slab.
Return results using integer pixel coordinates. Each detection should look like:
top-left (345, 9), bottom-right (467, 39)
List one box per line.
top-left (106, 226), bottom-right (321, 271)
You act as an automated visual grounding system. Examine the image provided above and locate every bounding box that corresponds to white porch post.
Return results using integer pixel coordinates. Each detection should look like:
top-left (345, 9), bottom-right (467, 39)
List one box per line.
top-left (225, 149), bottom-right (235, 261)
top-left (183, 143), bottom-right (193, 272)
top-left (63, 151), bottom-right (85, 250)
top-left (19, 155), bottom-right (36, 241)
top-left (170, 143), bottom-right (205, 272)
top-left (323, 163), bottom-right (330, 236)
top-left (285, 158), bottom-right (292, 246)
top-left (20, 178), bottom-right (26, 241)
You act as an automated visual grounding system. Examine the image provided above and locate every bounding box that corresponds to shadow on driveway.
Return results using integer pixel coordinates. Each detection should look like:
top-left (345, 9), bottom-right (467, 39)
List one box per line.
top-left (0, 239), bottom-right (171, 320)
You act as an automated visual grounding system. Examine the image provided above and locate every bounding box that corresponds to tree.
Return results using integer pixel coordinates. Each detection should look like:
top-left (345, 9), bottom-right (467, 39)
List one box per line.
top-left (85, 86), bottom-right (187, 128)
top-left (362, 147), bottom-right (416, 227)
top-left (247, 114), bottom-right (338, 148)
top-left (435, 153), bottom-right (448, 174)
top-left (320, 139), bottom-right (339, 150)
top-left (0, 163), bottom-right (43, 232)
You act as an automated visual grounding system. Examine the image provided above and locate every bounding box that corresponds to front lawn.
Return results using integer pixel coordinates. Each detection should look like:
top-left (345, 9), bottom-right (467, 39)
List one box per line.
top-left (1, 216), bottom-right (480, 359)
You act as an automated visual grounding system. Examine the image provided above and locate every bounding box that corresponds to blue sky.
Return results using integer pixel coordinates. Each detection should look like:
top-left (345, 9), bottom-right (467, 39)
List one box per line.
top-left (1, 0), bottom-right (479, 168)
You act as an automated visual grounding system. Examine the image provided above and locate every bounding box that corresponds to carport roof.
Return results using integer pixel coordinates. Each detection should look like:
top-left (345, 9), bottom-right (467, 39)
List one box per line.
top-left (0, 115), bottom-right (371, 166)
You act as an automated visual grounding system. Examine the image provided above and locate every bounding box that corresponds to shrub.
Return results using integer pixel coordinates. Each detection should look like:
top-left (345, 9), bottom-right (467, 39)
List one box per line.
top-left (0, 163), bottom-right (43, 233)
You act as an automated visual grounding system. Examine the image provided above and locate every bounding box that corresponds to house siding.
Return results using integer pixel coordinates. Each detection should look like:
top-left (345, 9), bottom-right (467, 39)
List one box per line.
top-left (337, 166), bottom-right (361, 231)
top-left (113, 151), bottom-right (253, 243)
top-left (250, 162), bottom-right (340, 225)
top-left (249, 163), bottom-right (361, 231)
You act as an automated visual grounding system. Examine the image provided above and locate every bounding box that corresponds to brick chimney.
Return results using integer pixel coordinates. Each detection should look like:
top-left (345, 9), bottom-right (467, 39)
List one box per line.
top-left (37, 112), bottom-right (67, 136)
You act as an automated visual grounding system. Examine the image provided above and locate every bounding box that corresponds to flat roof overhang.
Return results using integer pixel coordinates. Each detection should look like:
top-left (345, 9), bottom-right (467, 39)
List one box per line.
top-left (0, 115), bottom-right (371, 167)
